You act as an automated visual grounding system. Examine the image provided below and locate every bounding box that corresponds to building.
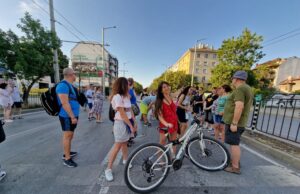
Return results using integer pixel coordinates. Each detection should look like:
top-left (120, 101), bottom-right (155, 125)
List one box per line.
top-left (169, 43), bottom-right (218, 84)
top-left (70, 41), bottom-right (118, 90)
top-left (256, 57), bottom-right (300, 93)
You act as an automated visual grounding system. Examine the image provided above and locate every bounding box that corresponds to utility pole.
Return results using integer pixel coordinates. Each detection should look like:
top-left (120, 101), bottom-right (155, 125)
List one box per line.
top-left (101, 28), bottom-right (105, 96)
top-left (49, 0), bottom-right (60, 83)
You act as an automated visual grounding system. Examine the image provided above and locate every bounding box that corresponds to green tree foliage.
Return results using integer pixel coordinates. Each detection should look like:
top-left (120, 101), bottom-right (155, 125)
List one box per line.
top-left (149, 71), bottom-right (192, 92)
top-left (134, 81), bottom-right (143, 95)
top-left (210, 28), bottom-right (265, 87)
top-left (0, 12), bottom-right (68, 105)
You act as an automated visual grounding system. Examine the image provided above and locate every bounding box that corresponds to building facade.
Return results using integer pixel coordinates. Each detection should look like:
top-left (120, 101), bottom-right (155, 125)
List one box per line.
top-left (169, 43), bottom-right (218, 84)
top-left (256, 57), bottom-right (300, 93)
top-left (70, 41), bottom-right (118, 90)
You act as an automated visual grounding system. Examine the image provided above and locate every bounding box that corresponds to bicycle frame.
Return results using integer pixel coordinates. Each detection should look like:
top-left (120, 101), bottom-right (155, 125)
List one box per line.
top-left (150, 121), bottom-right (205, 170)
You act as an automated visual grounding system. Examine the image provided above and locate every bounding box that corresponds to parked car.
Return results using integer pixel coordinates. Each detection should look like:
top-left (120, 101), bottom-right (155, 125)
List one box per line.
top-left (265, 94), bottom-right (300, 108)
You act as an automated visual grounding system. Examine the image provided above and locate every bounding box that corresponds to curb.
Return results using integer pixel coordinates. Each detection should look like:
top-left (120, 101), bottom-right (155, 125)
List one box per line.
top-left (242, 131), bottom-right (300, 170)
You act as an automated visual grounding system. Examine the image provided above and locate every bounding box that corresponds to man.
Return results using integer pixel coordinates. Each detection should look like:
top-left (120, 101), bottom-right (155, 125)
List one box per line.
top-left (56, 68), bottom-right (80, 168)
top-left (223, 70), bottom-right (253, 174)
top-left (140, 93), bottom-right (156, 126)
top-left (86, 85), bottom-right (95, 120)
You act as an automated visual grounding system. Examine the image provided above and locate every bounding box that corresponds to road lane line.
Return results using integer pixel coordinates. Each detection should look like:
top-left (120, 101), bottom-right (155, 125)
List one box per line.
top-left (7, 121), bottom-right (57, 139)
top-left (241, 143), bottom-right (300, 176)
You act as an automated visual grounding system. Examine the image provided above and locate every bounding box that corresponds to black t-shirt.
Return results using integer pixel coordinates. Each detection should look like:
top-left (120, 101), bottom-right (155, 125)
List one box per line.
top-left (192, 94), bottom-right (203, 108)
top-left (205, 94), bottom-right (218, 108)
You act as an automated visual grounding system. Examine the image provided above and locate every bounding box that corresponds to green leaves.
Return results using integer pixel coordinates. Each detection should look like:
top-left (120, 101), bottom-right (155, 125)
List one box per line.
top-left (210, 28), bottom-right (265, 87)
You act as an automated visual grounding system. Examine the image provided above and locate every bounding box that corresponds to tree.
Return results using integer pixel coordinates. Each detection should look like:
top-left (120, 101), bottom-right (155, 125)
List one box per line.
top-left (134, 81), bottom-right (143, 95)
top-left (149, 71), bottom-right (192, 92)
top-left (210, 28), bottom-right (265, 87)
top-left (13, 12), bottom-right (64, 105)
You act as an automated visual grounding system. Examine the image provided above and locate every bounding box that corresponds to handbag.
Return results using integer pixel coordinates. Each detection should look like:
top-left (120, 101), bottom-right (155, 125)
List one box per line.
top-left (0, 121), bottom-right (6, 143)
top-left (131, 104), bottom-right (140, 116)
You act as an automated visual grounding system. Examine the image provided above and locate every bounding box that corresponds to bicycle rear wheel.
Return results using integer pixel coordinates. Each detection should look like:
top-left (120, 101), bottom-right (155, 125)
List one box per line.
top-left (186, 136), bottom-right (230, 171)
top-left (124, 143), bottom-right (171, 193)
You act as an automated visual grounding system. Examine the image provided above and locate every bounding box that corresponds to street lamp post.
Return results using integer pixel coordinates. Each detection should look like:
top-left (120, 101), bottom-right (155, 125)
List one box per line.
top-left (101, 26), bottom-right (116, 96)
top-left (191, 38), bottom-right (206, 86)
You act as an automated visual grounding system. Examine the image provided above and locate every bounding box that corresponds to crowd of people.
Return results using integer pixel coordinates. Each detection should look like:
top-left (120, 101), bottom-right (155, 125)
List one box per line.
top-left (0, 67), bottom-right (253, 183)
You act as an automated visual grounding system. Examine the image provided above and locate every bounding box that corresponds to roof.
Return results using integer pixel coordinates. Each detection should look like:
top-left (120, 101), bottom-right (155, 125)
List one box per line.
top-left (279, 77), bottom-right (300, 85)
top-left (255, 58), bottom-right (285, 69)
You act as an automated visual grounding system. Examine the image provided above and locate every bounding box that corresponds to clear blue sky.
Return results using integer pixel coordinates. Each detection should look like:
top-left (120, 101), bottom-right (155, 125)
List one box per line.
top-left (1, 0), bottom-right (300, 86)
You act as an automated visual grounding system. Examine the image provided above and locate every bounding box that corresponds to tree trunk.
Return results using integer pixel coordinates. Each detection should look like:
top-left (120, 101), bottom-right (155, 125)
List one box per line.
top-left (22, 77), bottom-right (41, 108)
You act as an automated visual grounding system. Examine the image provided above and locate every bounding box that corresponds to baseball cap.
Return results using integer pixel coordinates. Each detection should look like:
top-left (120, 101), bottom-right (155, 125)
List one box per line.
top-left (232, 70), bottom-right (248, 80)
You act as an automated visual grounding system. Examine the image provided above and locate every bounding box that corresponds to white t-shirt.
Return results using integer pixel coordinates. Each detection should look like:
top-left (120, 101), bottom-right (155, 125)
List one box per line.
top-left (12, 87), bottom-right (22, 102)
top-left (86, 89), bottom-right (94, 104)
top-left (0, 88), bottom-right (13, 107)
top-left (112, 94), bottom-right (132, 120)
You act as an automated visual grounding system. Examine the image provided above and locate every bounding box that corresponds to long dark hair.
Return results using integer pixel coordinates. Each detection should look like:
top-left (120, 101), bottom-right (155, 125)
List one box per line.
top-left (178, 86), bottom-right (191, 99)
top-left (109, 77), bottom-right (129, 101)
top-left (222, 84), bottom-right (232, 93)
top-left (154, 81), bottom-right (170, 119)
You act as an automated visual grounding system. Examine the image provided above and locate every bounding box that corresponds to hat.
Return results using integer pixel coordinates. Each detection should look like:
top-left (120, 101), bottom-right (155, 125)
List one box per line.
top-left (232, 70), bottom-right (248, 80)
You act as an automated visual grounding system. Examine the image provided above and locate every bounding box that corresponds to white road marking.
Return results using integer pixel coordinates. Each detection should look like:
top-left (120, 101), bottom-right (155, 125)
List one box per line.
top-left (241, 143), bottom-right (300, 176)
top-left (7, 122), bottom-right (56, 139)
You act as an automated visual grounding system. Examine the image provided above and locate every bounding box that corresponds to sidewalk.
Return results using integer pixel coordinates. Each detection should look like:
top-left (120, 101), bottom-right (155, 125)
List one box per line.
top-left (0, 107), bottom-right (43, 118)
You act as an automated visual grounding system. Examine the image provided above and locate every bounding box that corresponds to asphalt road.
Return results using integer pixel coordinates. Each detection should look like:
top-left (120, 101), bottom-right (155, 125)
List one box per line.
top-left (0, 101), bottom-right (300, 194)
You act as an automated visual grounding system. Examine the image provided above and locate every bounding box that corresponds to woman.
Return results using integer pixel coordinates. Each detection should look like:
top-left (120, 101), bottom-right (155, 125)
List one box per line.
top-left (105, 77), bottom-right (136, 182)
top-left (93, 86), bottom-right (104, 123)
top-left (204, 87), bottom-right (218, 131)
top-left (214, 85), bottom-right (232, 142)
top-left (0, 83), bottom-right (13, 122)
top-left (154, 81), bottom-right (178, 151)
top-left (176, 86), bottom-right (193, 137)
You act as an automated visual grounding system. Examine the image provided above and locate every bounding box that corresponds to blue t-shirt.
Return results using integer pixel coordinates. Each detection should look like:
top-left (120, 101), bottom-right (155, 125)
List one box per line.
top-left (129, 88), bottom-right (137, 105)
top-left (56, 81), bottom-right (80, 118)
top-left (142, 96), bottom-right (156, 105)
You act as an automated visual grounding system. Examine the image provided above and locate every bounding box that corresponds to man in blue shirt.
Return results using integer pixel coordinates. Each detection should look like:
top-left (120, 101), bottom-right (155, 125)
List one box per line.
top-left (56, 68), bottom-right (80, 168)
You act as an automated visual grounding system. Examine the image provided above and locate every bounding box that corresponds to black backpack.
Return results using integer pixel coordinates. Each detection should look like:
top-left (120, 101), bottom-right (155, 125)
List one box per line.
top-left (41, 81), bottom-right (84, 116)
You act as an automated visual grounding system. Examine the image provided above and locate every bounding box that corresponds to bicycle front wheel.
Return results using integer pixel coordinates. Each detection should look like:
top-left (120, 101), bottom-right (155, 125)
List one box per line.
top-left (186, 136), bottom-right (230, 171)
top-left (124, 143), bottom-right (171, 193)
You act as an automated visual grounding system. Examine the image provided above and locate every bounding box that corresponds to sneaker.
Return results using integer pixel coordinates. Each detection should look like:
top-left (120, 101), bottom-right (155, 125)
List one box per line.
top-left (4, 119), bottom-right (13, 123)
top-left (62, 151), bottom-right (78, 159)
top-left (63, 158), bottom-right (77, 168)
top-left (0, 170), bottom-right (6, 181)
top-left (105, 169), bottom-right (113, 181)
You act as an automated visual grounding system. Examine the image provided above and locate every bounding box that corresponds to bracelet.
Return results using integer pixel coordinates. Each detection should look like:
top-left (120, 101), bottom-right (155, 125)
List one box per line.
top-left (231, 123), bottom-right (237, 126)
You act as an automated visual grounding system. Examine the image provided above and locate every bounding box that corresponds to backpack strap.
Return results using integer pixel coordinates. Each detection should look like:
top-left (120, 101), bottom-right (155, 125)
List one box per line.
top-left (60, 80), bottom-right (77, 101)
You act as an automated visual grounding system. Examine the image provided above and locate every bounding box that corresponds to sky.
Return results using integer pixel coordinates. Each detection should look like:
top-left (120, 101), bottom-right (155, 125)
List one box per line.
top-left (0, 0), bottom-right (300, 87)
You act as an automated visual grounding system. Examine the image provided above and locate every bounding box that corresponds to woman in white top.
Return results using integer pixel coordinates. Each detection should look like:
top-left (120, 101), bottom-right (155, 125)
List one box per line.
top-left (0, 83), bottom-right (13, 122)
top-left (105, 77), bottom-right (136, 182)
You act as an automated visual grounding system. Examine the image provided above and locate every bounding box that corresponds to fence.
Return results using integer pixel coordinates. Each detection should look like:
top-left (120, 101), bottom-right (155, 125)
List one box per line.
top-left (26, 94), bottom-right (42, 108)
top-left (249, 98), bottom-right (300, 143)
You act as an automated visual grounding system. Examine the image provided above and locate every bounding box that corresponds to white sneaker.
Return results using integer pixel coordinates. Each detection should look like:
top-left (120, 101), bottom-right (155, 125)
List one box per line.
top-left (4, 119), bottom-right (13, 123)
top-left (105, 169), bottom-right (113, 182)
top-left (0, 170), bottom-right (6, 181)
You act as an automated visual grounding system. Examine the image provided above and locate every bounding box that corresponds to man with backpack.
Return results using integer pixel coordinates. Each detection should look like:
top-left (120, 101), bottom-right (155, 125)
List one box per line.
top-left (56, 68), bottom-right (80, 168)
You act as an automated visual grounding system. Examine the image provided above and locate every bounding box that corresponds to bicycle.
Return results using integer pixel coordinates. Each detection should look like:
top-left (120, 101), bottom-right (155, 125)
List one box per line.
top-left (124, 117), bottom-right (230, 193)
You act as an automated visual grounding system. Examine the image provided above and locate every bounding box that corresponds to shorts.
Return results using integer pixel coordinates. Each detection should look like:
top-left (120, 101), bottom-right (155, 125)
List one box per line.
top-left (113, 120), bottom-right (130, 143)
top-left (140, 102), bottom-right (148, 115)
top-left (177, 108), bottom-right (188, 123)
top-left (88, 103), bottom-right (93, 109)
top-left (205, 110), bottom-right (214, 124)
top-left (225, 124), bottom-right (245, 145)
top-left (214, 114), bottom-right (224, 124)
top-left (59, 116), bottom-right (78, 132)
top-left (13, 102), bottom-right (22, 108)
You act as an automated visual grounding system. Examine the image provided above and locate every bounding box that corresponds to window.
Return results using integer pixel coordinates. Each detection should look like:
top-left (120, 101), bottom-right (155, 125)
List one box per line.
top-left (196, 61), bottom-right (200, 66)
top-left (195, 68), bottom-right (199, 73)
top-left (203, 69), bottom-right (207, 74)
top-left (197, 53), bottom-right (200, 58)
top-left (204, 61), bottom-right (208, 66)
top-left (212, 62), bottom-right (216, 67)
top-left (202, 76), bottom-right (206, 82)
top-left (205, 53), bottom-right (209, 58)
top-left (213, 54), bottom-right (217, 59)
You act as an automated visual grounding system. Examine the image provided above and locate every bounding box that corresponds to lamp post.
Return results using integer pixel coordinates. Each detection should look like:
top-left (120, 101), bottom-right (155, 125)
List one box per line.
top-left (101, 26), bottom-right (116, 96)
top-left (191, 38), bottom-right (206, 86)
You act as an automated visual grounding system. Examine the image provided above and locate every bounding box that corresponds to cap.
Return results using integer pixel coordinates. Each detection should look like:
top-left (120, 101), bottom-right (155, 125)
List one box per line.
top-left (232, 70), bottom-right (248, 80)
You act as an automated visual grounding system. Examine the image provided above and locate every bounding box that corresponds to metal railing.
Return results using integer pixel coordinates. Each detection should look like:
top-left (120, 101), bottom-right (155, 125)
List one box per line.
top-left (25, 94), bottom-right (42, 108)
top-left (250, 98), bottom-right (300, 143)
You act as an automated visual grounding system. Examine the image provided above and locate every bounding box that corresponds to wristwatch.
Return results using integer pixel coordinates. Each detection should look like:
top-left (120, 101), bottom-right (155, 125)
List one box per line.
top-left (231, 122), bottom-right (237, 126)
